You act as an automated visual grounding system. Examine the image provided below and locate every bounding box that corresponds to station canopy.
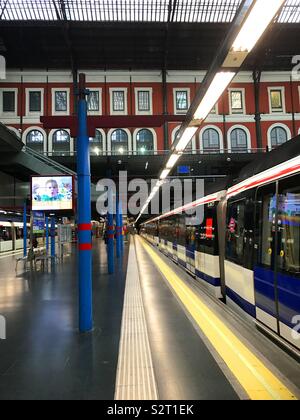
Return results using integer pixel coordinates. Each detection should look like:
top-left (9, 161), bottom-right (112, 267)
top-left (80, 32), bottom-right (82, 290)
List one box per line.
top-left (0, 0), bottom-right (300, 24)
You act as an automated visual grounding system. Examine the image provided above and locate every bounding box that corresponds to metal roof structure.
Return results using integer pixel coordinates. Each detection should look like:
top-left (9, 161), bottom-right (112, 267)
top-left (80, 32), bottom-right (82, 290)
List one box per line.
top-left (0, 0), bottom-right (299, 71)
top-left (0, 0), bottom-right (299, 23)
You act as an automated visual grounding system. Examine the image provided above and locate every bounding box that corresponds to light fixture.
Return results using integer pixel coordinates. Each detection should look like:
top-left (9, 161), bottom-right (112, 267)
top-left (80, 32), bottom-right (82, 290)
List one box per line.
top-left (166, 153), bottom-right (181, 169)
top-left (175, 127), bottom-right (198, 152)
top-left (118, 147), bottom-right (124, 154)
top-left (232, 0), bottom-right (285, 53)
top-left (94, 147), bottom-right (100, 156)
top-left (160, 169), bottom-right (171, 180)
top-left (194, 72), bottom-right (236, 120)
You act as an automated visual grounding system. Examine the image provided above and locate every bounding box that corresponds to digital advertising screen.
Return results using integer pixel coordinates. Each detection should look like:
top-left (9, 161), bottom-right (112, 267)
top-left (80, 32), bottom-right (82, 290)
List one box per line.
top-left (31, 176), bottom-right (74, 211)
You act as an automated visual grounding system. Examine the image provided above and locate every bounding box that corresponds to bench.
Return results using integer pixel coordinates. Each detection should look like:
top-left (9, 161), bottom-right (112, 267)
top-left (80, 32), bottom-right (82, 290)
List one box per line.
top-left (35, 255), bottom-right (60, 271)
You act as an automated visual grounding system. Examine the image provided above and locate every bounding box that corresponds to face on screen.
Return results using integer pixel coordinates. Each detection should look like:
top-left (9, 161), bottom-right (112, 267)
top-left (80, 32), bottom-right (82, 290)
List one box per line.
top-left (32, 176), bottom-right (73, 211)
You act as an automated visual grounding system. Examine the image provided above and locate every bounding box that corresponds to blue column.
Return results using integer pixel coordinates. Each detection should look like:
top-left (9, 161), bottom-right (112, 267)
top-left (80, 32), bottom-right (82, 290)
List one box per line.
top-left (77, 74), bottom-right (93, 333)
top-left (116, 196), bottom-right (121, 259)
top-left (45, 216), bottom-right (49, 256)
top-left (119, 199), bottom-right (124, 254)
top-left (51, 217), bottom-right (56, 258)
top-left (23, 200), bottom-right (27, 258)
top-left (107, 188), bottom-right (115, 274)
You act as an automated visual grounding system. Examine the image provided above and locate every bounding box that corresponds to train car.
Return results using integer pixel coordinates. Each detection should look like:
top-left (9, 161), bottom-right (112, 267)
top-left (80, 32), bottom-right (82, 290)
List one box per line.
top-left (142, 190), bottom-right (226, 298)
top-left (0, 220), bottom-right (30, 253)
top-left (223, 137), bottom-right (300, 351)
top-left (142, 135), bottom-right (300, 351)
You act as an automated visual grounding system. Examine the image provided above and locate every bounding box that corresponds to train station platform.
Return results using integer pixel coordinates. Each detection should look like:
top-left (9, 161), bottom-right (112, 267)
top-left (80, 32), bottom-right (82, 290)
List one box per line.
top-left (0, 236), bottom-right (300, 400)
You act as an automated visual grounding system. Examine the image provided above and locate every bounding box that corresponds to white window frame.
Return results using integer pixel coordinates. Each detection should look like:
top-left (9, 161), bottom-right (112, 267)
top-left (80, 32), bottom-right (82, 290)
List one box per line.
top-left (87, 88), bottom-right (102, 116)
top-left (52, 88), bottom-right (70, 116)
top-left (134, 88), bottom-right (153, 115)
top-left (0, 88), bottom-right (18, 117)
top-left (107, 128), bottom-right (132, 153)
top-left (173, 88), bottom-right (190, 115)
top-left (229, 88), bottom-right (246, 115)
top-left (227, 125), bottom-right (251, 153)
top-left (209, 103), bottom-right (219, 115)
top-left (22, 126), bottom-right (47, 154)
top-left (49, 128), bottom-right (72, 154)
top-left (267, 123), bottom-right (291, 151)
top-left (25, 88), bottom-right (44, 117)
top-left (133, 128), bottom-right (157, 152)
top-left (268, 86), bottom-right (286, 114)
top-left (110, 88), bottom-right (128, 115)
top-left (199, 125), bottom-right (224, 153)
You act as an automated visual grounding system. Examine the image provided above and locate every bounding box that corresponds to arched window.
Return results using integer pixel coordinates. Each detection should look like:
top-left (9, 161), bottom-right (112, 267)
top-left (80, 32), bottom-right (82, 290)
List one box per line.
top-left (52, 130), bottom-right (70, 155)
top-left (136, 129), bottom-right (154, 154)
top-left (270, 126), bottom-right (288, 148)
top-left (175, 129), bottom-right (193, 152)
top-left (26, 130), bottom-right (44, 153)
top-left (111, 129), bottom-right (128, 155)
top-left (90, 130), bottom-right (103, 156)
top-left (230, 128), bottom-right (248, 152)
top-left (202, 128), bottom-right (220, 152)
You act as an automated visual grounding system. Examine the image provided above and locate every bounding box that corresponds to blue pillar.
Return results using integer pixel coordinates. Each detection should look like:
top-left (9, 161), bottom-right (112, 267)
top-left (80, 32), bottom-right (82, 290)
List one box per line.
top-left (23, 200), bottom-right (27, 258)
top-left (107, 188), bottom-right (115, 274)
top-left (45, 216), bottom-right (49, 256)
top-left (51, 217), bottom-right (56, 258)
top-left (77, 74), bottom-right (93, 333)
top-left (116, 196), bottom-right (121, 259)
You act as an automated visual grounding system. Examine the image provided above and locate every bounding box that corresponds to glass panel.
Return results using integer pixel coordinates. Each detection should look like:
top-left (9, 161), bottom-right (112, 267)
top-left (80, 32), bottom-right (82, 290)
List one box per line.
top-left (203, 128), bottom-right (220, 151)
top-left (231, 91), bottom-right (243, 112)
top-left (55, 91), bottom-right (67, 112)
top-left (0, 227), bottom-right (12, 242)
top-left (89, 130), bottom-right (103, 155)
top-left (113, 91), bottom-right (125, 112)
top-left (3, 92), bottom-right (15, 112)
top-left (270, 90), bottom-right (283, 111)
top-left (111, 129), bottom-right (128, 154)
top-left (29, 91), bottom-right (41, 112)
top-left (256, 187), bottom-right (277, 269)
top-left (26, 130), bottom-right (44, 153)
top-left (138, 91), bottom-right (150, 112)
top-left (278, 181), bottom-right (300, 276)
top-left (53, 130), bottom-right (70, 154)
top-left (176, 91), bottom-right (188, 111)
top-left (136, 129), bottom-right (154, 153)
top-left (226, 200), bottom-right (246, 265)
top-left (88, 91), bottom-right (99, 112)
top-left (230, 128), bottom-right (248, 151)
top-left (271, 127), bottom-right (288, 148)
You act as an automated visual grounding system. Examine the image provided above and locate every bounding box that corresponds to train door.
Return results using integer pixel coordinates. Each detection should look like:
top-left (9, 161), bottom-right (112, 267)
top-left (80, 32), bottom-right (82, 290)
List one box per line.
top-left (254, 177), bottom-right (300, 350)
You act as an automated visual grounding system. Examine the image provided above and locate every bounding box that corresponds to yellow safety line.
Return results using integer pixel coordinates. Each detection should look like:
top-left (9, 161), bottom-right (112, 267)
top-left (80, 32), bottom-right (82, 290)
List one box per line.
top-left (139, 237), bottom-right (297, 401)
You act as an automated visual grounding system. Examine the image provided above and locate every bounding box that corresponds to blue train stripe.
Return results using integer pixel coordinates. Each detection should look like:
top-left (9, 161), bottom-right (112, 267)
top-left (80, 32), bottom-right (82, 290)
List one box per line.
top-left (196, 269), bottom-right (220, 287)
top-left (226, 287), bottom-right (256, 318)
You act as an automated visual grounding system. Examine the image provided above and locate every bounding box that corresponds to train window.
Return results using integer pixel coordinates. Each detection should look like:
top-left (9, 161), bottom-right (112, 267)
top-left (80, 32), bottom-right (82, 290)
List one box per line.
top-left (255, 183), bottom-right (277, 269)
top-left (177, 214), bottom-right (186, 246)
top-left (278, 175), bottom-right (300, 276)
top-left (226, 197), bottom-right (254, 267)
top-left (0, 226), bottom-right (13, 241)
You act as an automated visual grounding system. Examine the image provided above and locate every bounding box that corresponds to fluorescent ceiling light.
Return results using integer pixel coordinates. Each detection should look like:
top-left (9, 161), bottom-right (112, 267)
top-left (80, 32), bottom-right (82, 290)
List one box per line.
top-left (175, 127), bottom-right (198, 152)
top-left (232, 0), bottom-right (285, 53)
top-left (160, 169), bottom-right (171, 180)
top-left (166, 153), bottom-right (181, 169)
top-left (194, 72), bottom-right (236, 120)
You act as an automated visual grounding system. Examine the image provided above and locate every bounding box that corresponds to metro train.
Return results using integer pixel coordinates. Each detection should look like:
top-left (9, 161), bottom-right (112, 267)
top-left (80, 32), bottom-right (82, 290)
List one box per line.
top-left (0, 221), bottom-right (30, 253)
top-left (141, 135), bottom-right (300, 352)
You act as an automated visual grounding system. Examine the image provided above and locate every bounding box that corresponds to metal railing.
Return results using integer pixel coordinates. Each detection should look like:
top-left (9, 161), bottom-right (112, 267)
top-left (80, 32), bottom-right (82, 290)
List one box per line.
top-left (39, 148), bottom-right (267, 158)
